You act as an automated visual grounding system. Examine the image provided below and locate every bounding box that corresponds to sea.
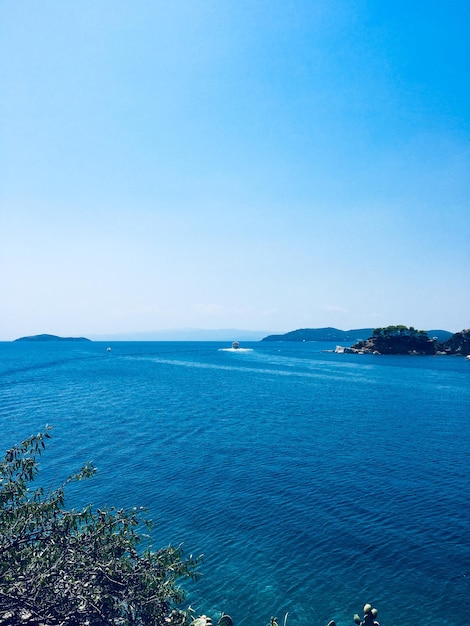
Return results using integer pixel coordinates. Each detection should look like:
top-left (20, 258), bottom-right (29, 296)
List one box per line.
top-left (1, 340), bottom-right (469, 626)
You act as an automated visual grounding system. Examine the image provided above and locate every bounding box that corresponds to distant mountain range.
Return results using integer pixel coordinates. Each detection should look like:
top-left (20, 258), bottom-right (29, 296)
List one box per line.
top-left (12, 328), bottom-right (457, 344)
top-left (14, 330), bottom-right (270, 342)
top-left (88, 328), bottom-right (271, 341)
top-left (261, 327), bottom-right (454, 343)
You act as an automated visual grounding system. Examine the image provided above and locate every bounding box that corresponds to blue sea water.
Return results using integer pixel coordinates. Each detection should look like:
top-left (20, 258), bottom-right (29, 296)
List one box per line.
top-left (1, 340), bottom-right (469, 626)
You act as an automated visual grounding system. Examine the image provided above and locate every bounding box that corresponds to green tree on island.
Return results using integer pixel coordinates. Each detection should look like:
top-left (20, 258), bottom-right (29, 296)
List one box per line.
top-left (0, 428), bottom-right (201, 626)
top-left (372, 325), bottom-right (428, 338)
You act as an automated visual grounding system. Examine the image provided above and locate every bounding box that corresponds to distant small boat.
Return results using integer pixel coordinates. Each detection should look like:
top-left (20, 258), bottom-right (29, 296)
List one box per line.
top-left (106, 347), bottom-right (112, 352)
top-left (218, 341), bottom-right (252, 353)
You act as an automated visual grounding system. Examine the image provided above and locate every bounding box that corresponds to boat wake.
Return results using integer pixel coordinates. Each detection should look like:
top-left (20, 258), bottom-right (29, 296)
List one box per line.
top-left (219, 347), bottom-right (254, 353)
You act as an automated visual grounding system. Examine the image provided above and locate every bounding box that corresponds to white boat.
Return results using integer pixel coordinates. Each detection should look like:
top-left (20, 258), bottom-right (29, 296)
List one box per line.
top-left (218, 341), bottom-right (252, 353)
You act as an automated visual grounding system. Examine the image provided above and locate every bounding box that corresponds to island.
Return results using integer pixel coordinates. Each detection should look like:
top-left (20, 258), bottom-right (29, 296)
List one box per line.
top-left (14, 334), bottom-right (91, 342)
top-left (346, 326), bottom-right (470, 356)
top-left (261, 326), bottom-right (469, 356)
top-left (262, 327), bottom-right (453, 343)
top-left (262, 327), bottom-right (375, 342)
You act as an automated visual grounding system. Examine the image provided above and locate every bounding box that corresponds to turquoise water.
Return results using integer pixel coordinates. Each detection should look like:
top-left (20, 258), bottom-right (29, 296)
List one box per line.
top-left (1, 341), bottom-right (469, 626)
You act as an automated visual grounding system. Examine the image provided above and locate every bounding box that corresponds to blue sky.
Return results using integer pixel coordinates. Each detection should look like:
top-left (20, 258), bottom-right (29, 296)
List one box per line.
top-left (1, 0), bottom-right (469, 340)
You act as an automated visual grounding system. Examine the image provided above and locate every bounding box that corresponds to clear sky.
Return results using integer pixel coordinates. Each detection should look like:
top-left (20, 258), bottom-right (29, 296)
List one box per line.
top-left (1, 0), bottom-right (469, 340)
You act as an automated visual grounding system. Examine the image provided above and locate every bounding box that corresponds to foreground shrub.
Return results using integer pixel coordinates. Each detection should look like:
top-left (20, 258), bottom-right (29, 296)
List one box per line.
top-left (0, 427), bottom-right (200, 626)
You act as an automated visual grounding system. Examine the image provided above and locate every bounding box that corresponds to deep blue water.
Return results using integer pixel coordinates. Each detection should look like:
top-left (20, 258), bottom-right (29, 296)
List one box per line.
top-left (1, 341), bottom-right (469, 626)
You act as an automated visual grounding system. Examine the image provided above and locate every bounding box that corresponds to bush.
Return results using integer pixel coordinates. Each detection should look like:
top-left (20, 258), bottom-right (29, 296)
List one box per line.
top-left (0, 427), bottom-right (201, 626)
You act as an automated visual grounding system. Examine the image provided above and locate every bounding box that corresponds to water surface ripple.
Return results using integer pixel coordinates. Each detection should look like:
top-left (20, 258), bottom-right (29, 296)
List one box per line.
top-left (1, 341), bottom-right (469, 626)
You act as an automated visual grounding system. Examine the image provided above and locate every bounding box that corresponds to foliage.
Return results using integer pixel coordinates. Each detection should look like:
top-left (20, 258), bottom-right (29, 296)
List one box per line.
top-left (0, 427), bottom-right (201, 626)
top-left (372, 325), bottom-right (428, 338)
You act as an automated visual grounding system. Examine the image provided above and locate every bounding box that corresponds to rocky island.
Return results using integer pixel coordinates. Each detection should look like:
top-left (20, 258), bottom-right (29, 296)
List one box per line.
top-left (14, 334), bottom-right (91, 342)
top-left (346, 326), bottom-right (470, 356)
top-left (261, 326), bottom-right (469, 356)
